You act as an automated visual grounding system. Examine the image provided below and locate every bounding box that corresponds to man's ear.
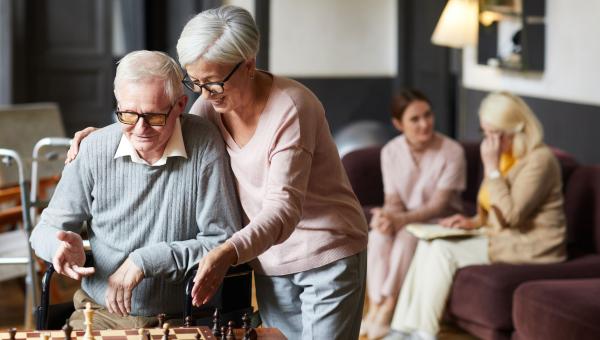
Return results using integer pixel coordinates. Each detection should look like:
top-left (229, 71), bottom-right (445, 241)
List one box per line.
top-left (176, 94), bottom-right (189, 116)
top-left (391, 118), bottom-right (403, 133)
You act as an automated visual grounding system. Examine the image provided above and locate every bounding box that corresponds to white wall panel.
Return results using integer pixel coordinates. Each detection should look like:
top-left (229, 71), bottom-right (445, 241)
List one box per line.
top-left (270, 0), bottom-right (397, 77)
top-left (463, 0), bottom-right (600, 106)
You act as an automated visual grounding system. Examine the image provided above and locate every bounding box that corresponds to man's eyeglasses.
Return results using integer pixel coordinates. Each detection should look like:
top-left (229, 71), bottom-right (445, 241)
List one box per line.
top-left (115, 104), bottom-right (174, 126)
top-left (182, 61), bottom-right (243, 95)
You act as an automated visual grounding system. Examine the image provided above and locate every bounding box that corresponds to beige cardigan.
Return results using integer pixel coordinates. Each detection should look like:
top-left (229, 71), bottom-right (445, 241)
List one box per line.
top-left (475, 145), bottom-right (567, 264)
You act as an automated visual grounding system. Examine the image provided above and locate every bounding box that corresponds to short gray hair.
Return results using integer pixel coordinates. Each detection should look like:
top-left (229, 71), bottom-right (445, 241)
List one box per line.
top-left (114, 50), bottom-right (184, 103)
top-left (177, 5), bottom-right (259, 67)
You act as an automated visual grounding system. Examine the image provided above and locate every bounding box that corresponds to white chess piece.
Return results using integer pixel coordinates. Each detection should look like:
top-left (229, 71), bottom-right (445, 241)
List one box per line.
top-left (83, 302), bottom-right (95, 340)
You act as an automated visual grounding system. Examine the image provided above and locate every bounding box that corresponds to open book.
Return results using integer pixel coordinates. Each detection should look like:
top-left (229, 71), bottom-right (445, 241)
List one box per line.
top-left (406, 223), bottom-right (484, 241)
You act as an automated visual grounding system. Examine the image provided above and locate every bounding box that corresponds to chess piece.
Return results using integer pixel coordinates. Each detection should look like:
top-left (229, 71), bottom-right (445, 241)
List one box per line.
top-left (137, 328), bottom-right (144, 340)
top-left (225, 321), bottom-right (236, 340)
top-left (83, 302), bottom-right (95, 340)
top-left (212, 309), bottom-right (221, 337)
top-left (41, 333), bottom-right (50, 340)
top-left (145, 331), bottom-right (151, 340)
top-left (8, 328), bottom-right (16, 340)
top-left (241, 313), bottom-right (257, 340)
top-left (157, 314), bottom-right (166, 328)
top-left (184, 315), bottom-right (193, 327)
top-left (194, 331), bottom-right (201, 340)
top-left (62, 319), bottom-right (73, 340)
top-left (220, 326), bottom-right (226, 340)
top-left (162, 323), bottom-right (171, 340)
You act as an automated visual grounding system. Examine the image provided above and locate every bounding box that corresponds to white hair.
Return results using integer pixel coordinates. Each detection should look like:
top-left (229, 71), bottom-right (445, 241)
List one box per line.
top-left (177, 5), bottom-right (259, 67)
top-left (114, 50), bottom-right (184, 103)
top-left (479, 91), bottom-right (544, 158)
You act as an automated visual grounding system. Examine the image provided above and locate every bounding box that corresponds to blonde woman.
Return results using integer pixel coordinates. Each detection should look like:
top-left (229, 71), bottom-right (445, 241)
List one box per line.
top-left (384, 92), bottom-right (567, 340)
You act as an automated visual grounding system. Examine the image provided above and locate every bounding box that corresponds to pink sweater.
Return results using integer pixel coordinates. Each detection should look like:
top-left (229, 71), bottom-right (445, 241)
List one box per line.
top-left (191, 74), bottom-right (368, 275)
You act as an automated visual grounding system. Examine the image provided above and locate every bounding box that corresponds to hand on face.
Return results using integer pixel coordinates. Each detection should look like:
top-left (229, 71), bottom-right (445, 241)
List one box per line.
top-left (105, 258), bottom-right (144, 316)
top-left (481, 132), bottom-right (502, 174)
top-left (52, 231), bottom-right (95, 280)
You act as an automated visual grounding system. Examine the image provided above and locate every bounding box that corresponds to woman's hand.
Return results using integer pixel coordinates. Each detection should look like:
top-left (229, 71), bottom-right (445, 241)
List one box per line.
top-left (191, 241), bottom-right (238, 307)
top-left (65, 127), bottom-right (98, 164)
top-left (481, 133), bottom-right (501, 176)
top-left (370, 208), bottom-right (395, 235)
top-left (439, 214), bottom-right (477, 229)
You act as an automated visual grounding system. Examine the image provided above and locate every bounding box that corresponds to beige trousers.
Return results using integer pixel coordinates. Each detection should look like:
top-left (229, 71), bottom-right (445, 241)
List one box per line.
top-left (390, 236), bottom-right (490, 335)
top-left (69, 289), bottom-right (158, 330)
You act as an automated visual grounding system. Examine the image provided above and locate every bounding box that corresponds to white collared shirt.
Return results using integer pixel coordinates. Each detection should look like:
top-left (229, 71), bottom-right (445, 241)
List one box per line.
top-left (114, 118), bottom-right (188, 166)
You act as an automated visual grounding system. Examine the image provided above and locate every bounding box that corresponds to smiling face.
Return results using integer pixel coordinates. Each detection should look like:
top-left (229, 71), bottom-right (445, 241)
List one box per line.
top-left (185, 58), bottom-right (254, 114)
top-left (115, 78), bottom-right (186, 159)
top-left (480, 121), bottom-right (514, 154)
top-left (393, 100), bottom-right (435, 148)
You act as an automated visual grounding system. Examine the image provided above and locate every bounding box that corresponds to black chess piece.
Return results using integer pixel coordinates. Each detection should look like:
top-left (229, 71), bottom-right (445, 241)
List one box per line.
top-left (194, 331), bottom-right (201, 340)
top-left (8, 328), bottom-right (17, 340)
top-left (145, 330), bottom-right (152, 340)
top-left (157, 313), bottom-right (166, 328)
top-left (212, 308), bottom-right (221, 336)
top-left (184, 315), bottom-right (193, 327)
top-left (220, 326), bottom-right (227, 340)
top-left (62, 319), bottom-right (73, 340)
top-left (241, 313), bottom-right (257, 340)
top-left (225, 321), bottom-right (236, 340)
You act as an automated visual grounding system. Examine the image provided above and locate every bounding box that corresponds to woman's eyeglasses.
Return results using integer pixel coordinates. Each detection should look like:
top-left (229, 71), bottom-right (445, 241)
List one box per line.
top-left (182, 61), bottom-right (243, 95)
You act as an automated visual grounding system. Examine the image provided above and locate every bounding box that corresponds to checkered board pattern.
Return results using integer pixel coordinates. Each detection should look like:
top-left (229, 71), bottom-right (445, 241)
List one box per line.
top-left (0, 327), bottom-right (286, 340)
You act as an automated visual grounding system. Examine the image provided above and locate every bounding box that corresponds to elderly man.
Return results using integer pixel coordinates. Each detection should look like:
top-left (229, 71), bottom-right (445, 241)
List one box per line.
top-left (30, 50), bottom-right (241, 329)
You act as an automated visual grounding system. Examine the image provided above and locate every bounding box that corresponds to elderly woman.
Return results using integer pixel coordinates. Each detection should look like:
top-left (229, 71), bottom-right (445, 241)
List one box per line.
top-left (384, 92), bottom-right (567, 340)
top-left (180, 7), bottom-right (369, 339)
top-left (67, 5), bottom-right (367, 339)
top-left (361, 89), bottom-right (466, 339)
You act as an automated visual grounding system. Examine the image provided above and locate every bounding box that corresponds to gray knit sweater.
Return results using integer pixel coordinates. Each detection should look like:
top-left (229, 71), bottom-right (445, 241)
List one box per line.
top-left (30, 114), bottom-right (241, 316)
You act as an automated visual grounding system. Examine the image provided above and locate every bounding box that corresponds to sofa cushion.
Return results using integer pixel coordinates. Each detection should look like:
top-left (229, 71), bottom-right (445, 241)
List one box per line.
top-left (449, 255), bottom-right (600, 332)
top-left (513, 278), bottom-right (600, 340)
top-left (341, 145), bottom-right (384, 209)
top-left (564, 166), bottom-right (600, 258)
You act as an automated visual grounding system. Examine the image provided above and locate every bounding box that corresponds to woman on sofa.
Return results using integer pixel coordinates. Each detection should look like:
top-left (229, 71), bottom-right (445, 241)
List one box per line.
top-left (384, 92), bottom-right (567, 340)
top-left (362, 89), bottom-right (466, 339)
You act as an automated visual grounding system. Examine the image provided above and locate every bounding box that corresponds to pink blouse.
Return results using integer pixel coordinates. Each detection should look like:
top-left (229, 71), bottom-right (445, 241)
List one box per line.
top-left (191, 74), bottom-right (368, 275)
top-left (381, 134), bottom-right (466, 216)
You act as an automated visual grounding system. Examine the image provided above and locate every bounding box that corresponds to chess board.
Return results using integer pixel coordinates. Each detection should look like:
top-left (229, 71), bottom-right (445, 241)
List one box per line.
top-left (0, 327), bottom-right (286, 340)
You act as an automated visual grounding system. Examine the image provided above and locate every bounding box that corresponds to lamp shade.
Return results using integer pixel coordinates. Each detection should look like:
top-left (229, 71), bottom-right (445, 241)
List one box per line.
top-left (431, 0), bottom-right (478, 48)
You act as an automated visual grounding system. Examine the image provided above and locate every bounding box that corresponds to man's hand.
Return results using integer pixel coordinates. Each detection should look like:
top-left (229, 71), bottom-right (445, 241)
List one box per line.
top-left (191, 242), bottom-right (238, 307)
top-left (65, 127), bottom-right (98, 164)
top-left (105, 258), bottom-right (144, 316)
top-left (52, 231), bottom-right (95, 280)
top-left (370, 207), bottom-right (395, 235)
top-left (439, 214), bottom-right (477, 229)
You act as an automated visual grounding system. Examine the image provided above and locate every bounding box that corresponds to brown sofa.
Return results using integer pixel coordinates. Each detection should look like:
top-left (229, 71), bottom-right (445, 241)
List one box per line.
top-left (341, 142), bottom-right (600, 340)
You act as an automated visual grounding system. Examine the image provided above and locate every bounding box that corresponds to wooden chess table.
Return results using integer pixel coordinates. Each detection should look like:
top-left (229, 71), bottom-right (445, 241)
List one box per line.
top-left (0, 327), bottom-right (286, 340)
